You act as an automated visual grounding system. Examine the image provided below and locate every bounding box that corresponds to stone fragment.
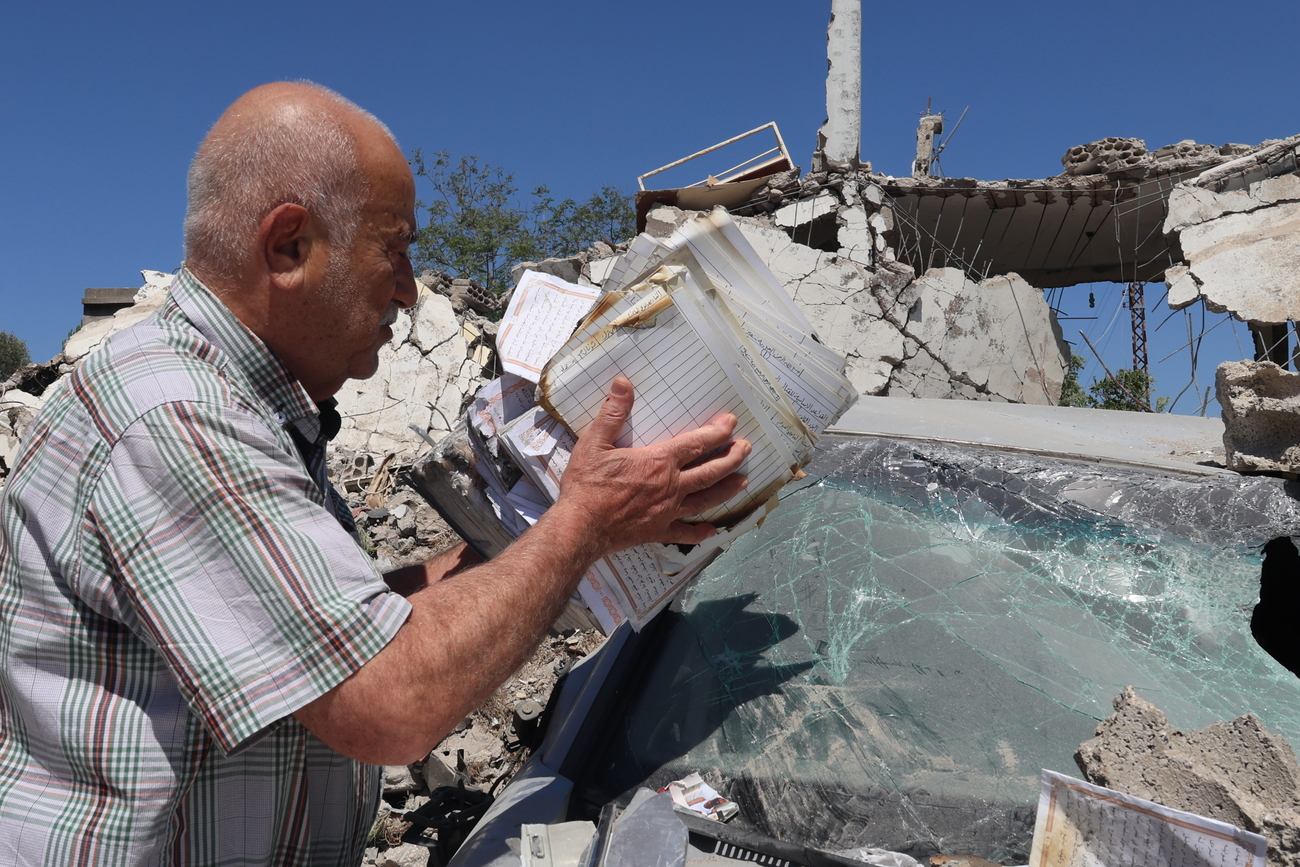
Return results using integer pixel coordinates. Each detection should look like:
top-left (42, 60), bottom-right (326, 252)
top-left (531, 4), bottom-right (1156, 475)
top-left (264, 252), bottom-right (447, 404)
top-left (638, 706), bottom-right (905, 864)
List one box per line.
top-left (772, 191), bottom-right (839, 229)
top-left (382, 765), bottom-right (420, 795)
top-left (1216, 360), bottom-right (1300, 473)
top-left (1163, 264), bottom-right (1201, 310)
top-left (1076, 687), bottom-right (1300, 867)
top-left (376, 843), bottom-right (430, 867)
top-left (388, 307), bottom-right (412, 347)
top-left (860, 182), bottom-right (884, 207)
top-left (509, 255), bottom-right (583, 288)
top-left (837, 205), bottom-right (872, 261)
top-left (419, 751), bottom-right (458, 790)
top-left (644, 205), bottom-right (689, 239)
top-left (587, 255), bottom-right (617, 286)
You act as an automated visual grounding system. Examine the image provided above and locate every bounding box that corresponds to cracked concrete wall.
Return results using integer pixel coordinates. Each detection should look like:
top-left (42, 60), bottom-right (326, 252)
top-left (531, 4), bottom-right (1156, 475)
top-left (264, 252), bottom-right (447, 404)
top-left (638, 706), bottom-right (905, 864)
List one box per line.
top-left (1165, 171), bottom-right (1300, 324)
top-left (333, 288), bottom-right (493, 461)
top-left (641, 182), bottom-right (1070, 405)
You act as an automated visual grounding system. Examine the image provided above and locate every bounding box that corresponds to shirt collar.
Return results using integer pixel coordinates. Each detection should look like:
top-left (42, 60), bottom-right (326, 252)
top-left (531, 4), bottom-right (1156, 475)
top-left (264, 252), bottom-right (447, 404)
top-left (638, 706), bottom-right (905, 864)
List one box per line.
top-left (168, 268), bottom-right (326, 440)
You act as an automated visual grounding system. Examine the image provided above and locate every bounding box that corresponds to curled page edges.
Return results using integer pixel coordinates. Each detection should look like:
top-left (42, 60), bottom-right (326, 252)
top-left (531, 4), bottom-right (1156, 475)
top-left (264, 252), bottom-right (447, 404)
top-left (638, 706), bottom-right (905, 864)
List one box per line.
top-left (538, 266), bottom-right (807, 530)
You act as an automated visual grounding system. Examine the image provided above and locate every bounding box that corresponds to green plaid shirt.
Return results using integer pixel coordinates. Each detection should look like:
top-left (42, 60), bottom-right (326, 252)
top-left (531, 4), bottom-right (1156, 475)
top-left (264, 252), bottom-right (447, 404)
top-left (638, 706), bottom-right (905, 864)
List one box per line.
top-left (0, 269), bottom-right (411, 866)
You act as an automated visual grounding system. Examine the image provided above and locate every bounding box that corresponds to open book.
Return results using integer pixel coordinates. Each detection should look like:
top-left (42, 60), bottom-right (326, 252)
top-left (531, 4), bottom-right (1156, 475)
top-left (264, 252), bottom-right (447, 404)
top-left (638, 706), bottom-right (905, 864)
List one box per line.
top-left (408, 209), bottom-right (857, 631)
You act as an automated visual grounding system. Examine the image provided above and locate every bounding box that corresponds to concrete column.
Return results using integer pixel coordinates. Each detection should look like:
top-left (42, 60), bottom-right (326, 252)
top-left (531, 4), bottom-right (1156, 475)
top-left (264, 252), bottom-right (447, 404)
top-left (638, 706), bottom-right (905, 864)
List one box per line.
top-left (912, 114), bottom-right (944, 178)
top-left (817, 0), bottom-right (862, 168)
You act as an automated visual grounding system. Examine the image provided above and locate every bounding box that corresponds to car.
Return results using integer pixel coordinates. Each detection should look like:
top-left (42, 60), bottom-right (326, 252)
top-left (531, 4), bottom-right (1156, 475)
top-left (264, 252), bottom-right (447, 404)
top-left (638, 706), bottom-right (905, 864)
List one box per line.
top-left (445, 397), bottom-right (1300, 867)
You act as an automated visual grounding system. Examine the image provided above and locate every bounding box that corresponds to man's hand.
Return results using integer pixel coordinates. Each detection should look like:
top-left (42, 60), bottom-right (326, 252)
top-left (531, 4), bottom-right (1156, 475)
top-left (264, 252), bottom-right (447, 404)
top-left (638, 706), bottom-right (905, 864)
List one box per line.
top-left (554, 375), bottom-right (750, 555)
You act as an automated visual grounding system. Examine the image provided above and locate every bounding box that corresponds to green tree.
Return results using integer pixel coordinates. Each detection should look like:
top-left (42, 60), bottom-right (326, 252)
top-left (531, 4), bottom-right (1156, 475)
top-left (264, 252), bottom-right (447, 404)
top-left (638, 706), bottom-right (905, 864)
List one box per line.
top-left (530, 184), bottom-right (637, 258)
top-left (1059, 353), bottom-right (1092, 408)
top-left (410, 150), bottom-right (635, 295)
top-left (1058, 353), bottom-right (1169, 412)
top-left (1090, 368), bottom-right (1170, 413)
top-left (0, 331), bottom-right (30, 380)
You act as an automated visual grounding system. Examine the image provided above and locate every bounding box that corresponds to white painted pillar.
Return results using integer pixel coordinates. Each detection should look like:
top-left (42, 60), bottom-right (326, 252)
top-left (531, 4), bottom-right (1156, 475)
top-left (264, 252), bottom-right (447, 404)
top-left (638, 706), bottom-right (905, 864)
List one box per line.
top-left (818, 0), bottom-right (862, 168)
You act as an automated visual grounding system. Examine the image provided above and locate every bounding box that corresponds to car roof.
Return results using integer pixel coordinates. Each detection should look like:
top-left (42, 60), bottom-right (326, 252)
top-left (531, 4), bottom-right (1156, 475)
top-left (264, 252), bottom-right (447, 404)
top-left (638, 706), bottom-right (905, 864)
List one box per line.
top-left (829, 396), bottom-right (1229, 477)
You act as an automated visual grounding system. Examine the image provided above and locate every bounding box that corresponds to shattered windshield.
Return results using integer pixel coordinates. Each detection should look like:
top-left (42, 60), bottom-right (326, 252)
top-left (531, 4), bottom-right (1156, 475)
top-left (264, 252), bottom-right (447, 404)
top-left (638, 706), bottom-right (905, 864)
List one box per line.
top-left (576, 435), bottom-right (1300, 864)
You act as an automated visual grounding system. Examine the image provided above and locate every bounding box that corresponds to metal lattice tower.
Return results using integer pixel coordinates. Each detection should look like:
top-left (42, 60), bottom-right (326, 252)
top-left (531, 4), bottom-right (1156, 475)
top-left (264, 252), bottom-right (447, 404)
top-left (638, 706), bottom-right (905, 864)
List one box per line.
top-left (1128, 281), bottom-right (1148, 374)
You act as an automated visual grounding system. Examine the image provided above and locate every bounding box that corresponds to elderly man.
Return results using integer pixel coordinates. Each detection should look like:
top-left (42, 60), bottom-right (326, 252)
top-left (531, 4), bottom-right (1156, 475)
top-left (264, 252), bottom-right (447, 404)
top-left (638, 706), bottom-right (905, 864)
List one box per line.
top-left (0, 82), bottom-right (747, 865)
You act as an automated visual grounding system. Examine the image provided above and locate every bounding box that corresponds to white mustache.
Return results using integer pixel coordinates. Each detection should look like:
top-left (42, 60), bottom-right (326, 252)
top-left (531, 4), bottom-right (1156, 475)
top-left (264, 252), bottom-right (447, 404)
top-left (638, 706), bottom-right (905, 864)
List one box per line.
top-left (380, 305), bottom-right (400, 328)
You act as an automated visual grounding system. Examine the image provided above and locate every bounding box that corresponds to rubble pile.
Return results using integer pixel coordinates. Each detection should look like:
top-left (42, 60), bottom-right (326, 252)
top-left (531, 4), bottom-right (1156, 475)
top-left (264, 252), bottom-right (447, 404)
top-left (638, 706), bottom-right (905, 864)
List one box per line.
top-left (363, 629), bottom-right (604, 867)
top-left (1077, 687), bottom-right (1300, 867)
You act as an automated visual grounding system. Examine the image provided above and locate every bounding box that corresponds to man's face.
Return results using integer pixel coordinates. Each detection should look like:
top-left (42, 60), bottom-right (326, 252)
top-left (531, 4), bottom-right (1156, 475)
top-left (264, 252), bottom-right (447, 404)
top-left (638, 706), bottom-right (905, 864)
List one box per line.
top-left (313, 148), bottom-right (419, 389)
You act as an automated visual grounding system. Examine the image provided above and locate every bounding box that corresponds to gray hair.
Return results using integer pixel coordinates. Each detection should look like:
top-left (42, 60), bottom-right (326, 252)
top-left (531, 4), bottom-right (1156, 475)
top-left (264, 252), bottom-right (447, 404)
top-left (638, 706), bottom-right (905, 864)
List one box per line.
top-left (183, 82), bottom-right (395, 285)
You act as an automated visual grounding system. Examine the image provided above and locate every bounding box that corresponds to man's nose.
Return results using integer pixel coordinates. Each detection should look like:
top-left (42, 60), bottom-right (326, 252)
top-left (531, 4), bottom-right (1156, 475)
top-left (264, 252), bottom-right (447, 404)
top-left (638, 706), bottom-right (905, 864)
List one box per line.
top-left (394, 259), bottom-right (417, 309)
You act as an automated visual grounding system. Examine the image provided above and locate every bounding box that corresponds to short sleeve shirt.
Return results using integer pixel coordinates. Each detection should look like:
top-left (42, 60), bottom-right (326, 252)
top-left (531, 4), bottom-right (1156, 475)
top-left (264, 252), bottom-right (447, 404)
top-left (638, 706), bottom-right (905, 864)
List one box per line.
top-left (0, 269), bottom-right (412, 866)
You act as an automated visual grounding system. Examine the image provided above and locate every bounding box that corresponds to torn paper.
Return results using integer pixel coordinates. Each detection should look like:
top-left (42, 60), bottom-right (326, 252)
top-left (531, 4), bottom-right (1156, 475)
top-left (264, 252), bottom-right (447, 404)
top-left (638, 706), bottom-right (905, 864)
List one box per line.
top-left (1029, 770), bottom-right (1266, 867)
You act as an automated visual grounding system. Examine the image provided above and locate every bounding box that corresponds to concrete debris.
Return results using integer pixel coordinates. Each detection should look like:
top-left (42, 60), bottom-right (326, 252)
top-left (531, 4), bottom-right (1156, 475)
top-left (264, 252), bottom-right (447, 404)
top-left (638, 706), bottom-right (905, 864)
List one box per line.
top-left (63, 269), bottom-right (173, 362)
top-left (1075, 686), bottom-right (1300, 867)
top-left (364, 629), bottom-right (604, 866)
top-left (1215, 360), bottom-right (1300, 474)
top-left (1164, 172), bottom-right (1300, 323)
top-left (1061, 137), bottom-right (1149, 176)
top-left (370, 843), bottom-right (429, 867)
top-left (332, 290), bottom-right (484, 462)
top-left (642, 193), bottom-right (1069, 405)
top-left (418, 269), bottom-right (505, 316)
top-left (772, 190), bottom-right (840, 229)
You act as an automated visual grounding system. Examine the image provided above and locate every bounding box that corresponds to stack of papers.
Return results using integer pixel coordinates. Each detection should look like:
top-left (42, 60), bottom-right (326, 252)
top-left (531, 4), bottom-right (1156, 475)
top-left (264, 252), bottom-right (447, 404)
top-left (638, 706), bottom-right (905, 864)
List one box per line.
top-left (447, 209), bottom-right (857, 631)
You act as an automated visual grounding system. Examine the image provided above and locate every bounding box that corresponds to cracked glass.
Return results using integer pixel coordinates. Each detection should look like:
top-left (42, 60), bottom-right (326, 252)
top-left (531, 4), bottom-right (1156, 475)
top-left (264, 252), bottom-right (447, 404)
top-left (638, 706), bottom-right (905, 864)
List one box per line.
top-left (579, 435), bottom-right (1300, 864)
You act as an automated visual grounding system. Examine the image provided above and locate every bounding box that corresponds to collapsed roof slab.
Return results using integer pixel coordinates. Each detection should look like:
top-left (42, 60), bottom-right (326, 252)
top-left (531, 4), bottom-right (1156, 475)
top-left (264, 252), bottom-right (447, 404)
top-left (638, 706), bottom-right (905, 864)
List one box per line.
top-left (877, 138), bottom-right (1282, 289)
top-left (879, 172), bottom-right (1196, 289)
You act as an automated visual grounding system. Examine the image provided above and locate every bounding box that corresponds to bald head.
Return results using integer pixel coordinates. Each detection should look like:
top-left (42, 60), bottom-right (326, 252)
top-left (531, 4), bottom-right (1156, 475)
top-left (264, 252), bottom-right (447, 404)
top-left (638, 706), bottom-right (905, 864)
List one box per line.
top-left (183, 81), bottom-right (400, 290)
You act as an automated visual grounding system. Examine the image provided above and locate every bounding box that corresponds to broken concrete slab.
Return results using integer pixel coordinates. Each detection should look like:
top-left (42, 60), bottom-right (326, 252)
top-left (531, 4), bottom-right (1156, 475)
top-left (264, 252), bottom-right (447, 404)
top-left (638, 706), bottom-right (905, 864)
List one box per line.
top-left (1076, 687), bottom-right (1300, 867)
top-left (772, 191), bottom-right (839, 229)
top-left (1216, 360), bottom-right (1300, 473)
top-left (1159, 174), bottom-right (1300, 323)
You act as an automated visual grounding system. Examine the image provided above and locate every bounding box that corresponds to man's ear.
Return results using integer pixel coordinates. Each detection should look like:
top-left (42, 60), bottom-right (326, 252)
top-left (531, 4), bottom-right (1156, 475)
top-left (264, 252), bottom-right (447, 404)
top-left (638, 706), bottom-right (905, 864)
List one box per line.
top-left (259, 203), bottom-right (317, 291)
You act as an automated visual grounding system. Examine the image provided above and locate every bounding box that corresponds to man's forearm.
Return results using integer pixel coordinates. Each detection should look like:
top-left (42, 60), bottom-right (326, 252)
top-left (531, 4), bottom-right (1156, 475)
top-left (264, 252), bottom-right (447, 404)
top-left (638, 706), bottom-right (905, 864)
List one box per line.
top-left (296, 500), bottom-right (603, 764)
top-left (295, 378), bottom-right (747, 765)
top-left (383, 543), bottom-right (484, 597)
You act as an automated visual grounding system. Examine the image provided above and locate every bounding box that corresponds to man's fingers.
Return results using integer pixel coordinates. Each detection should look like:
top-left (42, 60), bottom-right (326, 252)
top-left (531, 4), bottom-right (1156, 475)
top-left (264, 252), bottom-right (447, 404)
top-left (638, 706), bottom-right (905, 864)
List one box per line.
top-left (678, 472), bottom-right (749, 518)
top-left (580, 376), bottom-right (633, 448)
top-left (662, 413), bottom-right (739, 468)
top-left (679, 439), bottom-right (750, 492)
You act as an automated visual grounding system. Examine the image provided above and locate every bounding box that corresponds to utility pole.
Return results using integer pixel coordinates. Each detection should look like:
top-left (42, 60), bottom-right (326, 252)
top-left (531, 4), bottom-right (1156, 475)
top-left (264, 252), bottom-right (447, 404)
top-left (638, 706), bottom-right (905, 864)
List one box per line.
top-left (1128, 281), bottom-right (1148, 374)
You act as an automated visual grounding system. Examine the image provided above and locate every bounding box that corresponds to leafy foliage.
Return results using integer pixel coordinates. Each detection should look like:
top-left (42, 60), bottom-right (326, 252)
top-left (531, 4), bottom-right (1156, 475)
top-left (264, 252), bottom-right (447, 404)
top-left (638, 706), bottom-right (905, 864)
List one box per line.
top-left (410, 150), bottom-right (635, 295)
top-left (1059, 353), bottom-right (1092, 408)
top-left (1059, 353), bottom-right (1169, 412)
top-left (0, 331), bottom-right (31, 381)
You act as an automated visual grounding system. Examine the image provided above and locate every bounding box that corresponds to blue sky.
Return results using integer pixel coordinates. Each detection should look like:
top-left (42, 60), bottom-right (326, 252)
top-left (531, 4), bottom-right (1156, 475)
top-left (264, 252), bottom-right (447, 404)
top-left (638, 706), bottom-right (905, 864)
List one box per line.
top-left (3, 0), bottom-right (1295, 413)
